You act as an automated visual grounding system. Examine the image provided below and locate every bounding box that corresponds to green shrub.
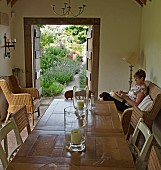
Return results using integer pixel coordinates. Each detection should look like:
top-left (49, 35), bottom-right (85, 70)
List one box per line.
top-left (42, 81), bottom-right (63, 96)
top-left (79, 65), bottom-right (86, 88)
top-left (51, 58), bottom-right (80, 85)
top-left (41, 47), bottom-right (70, 74)
top-left (41, 54), bottom-right (81, 96)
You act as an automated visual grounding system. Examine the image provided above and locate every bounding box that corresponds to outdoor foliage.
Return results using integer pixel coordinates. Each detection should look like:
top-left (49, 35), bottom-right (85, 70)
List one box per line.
top-left (41, 46), bottom-right (81, 96)
top-left (79, 64), bottom-right (86, 88)
top-left (49, 58), bottom-right (80, 85)
top-left (40, 46), bottom-right (70, 74)
top-left (64, 25), bottom-right (88, 44)
top-left (40, 25), bottom-right (87, 96)
top-left (41, 80), bottom-right (64, 96)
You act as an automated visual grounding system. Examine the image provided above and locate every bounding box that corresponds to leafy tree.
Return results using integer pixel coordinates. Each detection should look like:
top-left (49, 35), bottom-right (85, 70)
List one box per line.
top-left (64, 25), bottom-right (88, 44)
top-left (40, 32), bottom-right (55, 48)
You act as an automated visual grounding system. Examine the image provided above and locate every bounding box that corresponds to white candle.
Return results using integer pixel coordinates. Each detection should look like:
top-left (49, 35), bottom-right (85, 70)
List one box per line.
top-left (12, 39), bottom-right (16, 43)
top-left (77, 100), bottom-right (84, 110)
top-left (6, 39), bottom-right (11, 43)
top-left (71, 129), bottom-right (81, 144)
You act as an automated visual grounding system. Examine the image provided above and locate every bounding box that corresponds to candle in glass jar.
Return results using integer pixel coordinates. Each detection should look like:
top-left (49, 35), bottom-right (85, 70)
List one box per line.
top-left (6, 39), bottom-right (11, 43)
top-left (71, 129), bottom-right (81, 144)
top-left (77, 100), bottom-right (84, 110)
top-left (12, 39), bottom-right (16, 43)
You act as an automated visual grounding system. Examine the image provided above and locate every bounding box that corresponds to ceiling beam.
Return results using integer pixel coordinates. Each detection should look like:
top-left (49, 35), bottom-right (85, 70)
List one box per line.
top-left (135, 0), bottom-right (143, 7)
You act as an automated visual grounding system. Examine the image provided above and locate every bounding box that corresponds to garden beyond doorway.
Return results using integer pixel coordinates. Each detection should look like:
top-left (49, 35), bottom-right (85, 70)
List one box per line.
top-left (40, 25), bottom-right (88, 97)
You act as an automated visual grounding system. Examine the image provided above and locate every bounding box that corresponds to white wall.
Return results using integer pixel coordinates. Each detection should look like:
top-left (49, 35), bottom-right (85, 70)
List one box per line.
top-left (10, 0), bottom-right (142, 90)
top-left (140, 0), bottom-right (161, 146)
top-left (141, 0), bottom-right (161, 87)
top-left (0, 0), bottom-right (13, 76)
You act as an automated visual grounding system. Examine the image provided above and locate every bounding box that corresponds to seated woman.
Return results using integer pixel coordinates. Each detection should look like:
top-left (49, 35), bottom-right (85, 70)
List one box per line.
top-left (99, 69), bottom-right (148, 112)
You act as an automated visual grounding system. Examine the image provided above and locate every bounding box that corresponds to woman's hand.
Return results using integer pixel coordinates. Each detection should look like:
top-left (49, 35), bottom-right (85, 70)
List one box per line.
top-left (121, 94), bottom-right (129, 100)
top-left (117, 90), bottom-right (123, 95)
top-left (117, 90), bottom-right (127, 95)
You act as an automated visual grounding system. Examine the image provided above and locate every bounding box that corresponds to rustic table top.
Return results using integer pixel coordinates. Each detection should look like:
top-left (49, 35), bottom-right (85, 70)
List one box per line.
top-left (7, 99), bottom-right (135, 170)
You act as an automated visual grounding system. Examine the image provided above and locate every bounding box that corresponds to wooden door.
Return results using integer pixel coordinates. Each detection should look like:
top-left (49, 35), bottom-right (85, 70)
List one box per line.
top-left (32, 25), bottom-right (42, 95)
top-left (86, 25), bottom-right (99, 99)
top-left (86, 25), bottom-right (93, 90)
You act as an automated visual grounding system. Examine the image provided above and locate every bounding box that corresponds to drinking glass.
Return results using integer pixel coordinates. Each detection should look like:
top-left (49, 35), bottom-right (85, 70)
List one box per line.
top-left (64, 106), bottom-right (86, 152)
top-left (89, 93), bottom-right (95, 111)
top-left (73, 85), bottom-right (89, 116)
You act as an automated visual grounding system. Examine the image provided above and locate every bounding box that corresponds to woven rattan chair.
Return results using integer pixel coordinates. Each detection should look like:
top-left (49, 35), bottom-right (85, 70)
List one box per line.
top-left (0, 79), bottom-right (39, 125)
top-left (1, 75), bottom-right (40, 100)
top-left (1, 75), bottom-right (40, 117)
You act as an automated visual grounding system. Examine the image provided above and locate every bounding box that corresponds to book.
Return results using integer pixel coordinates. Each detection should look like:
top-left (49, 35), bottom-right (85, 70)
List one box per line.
top-left (110, 91), bottom-right (123, 102)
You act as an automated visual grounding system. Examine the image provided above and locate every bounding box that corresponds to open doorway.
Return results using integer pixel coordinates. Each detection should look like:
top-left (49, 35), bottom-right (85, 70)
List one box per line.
top-left (24, 17), bottom-right (100, 98)
top-left (38, 25), bottom-right (88, 97)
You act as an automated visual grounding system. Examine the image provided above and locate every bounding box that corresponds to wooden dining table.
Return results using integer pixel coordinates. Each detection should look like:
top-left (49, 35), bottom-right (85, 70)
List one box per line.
top-left (7, 99), bottom-right (136, 170)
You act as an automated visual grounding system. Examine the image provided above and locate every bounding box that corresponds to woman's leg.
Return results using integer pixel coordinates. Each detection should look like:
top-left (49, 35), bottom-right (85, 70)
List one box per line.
top-left (99, 92), bottom-right (130, 112)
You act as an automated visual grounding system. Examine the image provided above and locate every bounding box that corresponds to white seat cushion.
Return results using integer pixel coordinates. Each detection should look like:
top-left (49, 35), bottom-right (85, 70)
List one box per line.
top-left (138, 95), bottom-right (153, 111)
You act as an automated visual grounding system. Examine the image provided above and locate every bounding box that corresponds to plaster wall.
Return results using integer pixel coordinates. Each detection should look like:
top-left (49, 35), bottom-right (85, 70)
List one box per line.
top-left (10, 0), bottom-right (142, 90)
top-left (140, 0), bottom-right (161, 146)
top-left (0, 0), bottom-right (13, 76)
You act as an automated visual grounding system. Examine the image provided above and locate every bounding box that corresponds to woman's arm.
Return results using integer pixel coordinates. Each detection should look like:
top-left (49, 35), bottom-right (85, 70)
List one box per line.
top-left (117, 90), bottom-right (128, 95)
top-left (122, 92), bottom-right (145, 107)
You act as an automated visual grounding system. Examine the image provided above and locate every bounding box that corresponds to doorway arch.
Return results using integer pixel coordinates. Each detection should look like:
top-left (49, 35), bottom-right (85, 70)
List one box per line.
top-left (24, 17), bottom-right (100, 98)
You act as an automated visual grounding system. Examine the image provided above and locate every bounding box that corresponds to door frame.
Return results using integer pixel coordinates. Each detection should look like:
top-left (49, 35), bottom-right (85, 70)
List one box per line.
top-left (24, 17), bottom-right (100, 98)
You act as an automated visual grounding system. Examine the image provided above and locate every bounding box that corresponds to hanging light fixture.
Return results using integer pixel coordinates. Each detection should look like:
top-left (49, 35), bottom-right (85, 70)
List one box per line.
top-left (51, 0), bottom-right (86, 17)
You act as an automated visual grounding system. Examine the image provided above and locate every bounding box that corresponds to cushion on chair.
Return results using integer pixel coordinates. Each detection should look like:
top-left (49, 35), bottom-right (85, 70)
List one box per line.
top-left (0, 87), bottom-right (8, 122)
top-left (138, 95), bottom-right (153, 111)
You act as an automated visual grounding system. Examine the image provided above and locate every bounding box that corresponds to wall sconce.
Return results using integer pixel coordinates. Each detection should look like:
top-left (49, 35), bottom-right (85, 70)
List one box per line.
top-left (4, 33), bottom-right (16, 58)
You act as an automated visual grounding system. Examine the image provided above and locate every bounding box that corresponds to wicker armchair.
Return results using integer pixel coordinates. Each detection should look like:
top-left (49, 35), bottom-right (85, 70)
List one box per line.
top-left (0, 78), bottom-right (40, 125)
top-left (1, 75), bottom-right (40, 99)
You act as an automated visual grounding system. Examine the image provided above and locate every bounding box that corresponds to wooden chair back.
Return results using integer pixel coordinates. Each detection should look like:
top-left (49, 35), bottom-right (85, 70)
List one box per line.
top-left (11, 105), bottom-right (31, 135)
top-left (128, 118), bottom-right (153, 170)
top-left (65, 89), bottom-right (93, 100)
top-left (147, 145), bottom-right (161, 170)
top-left (0, 117), bottom-right (23, 169)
